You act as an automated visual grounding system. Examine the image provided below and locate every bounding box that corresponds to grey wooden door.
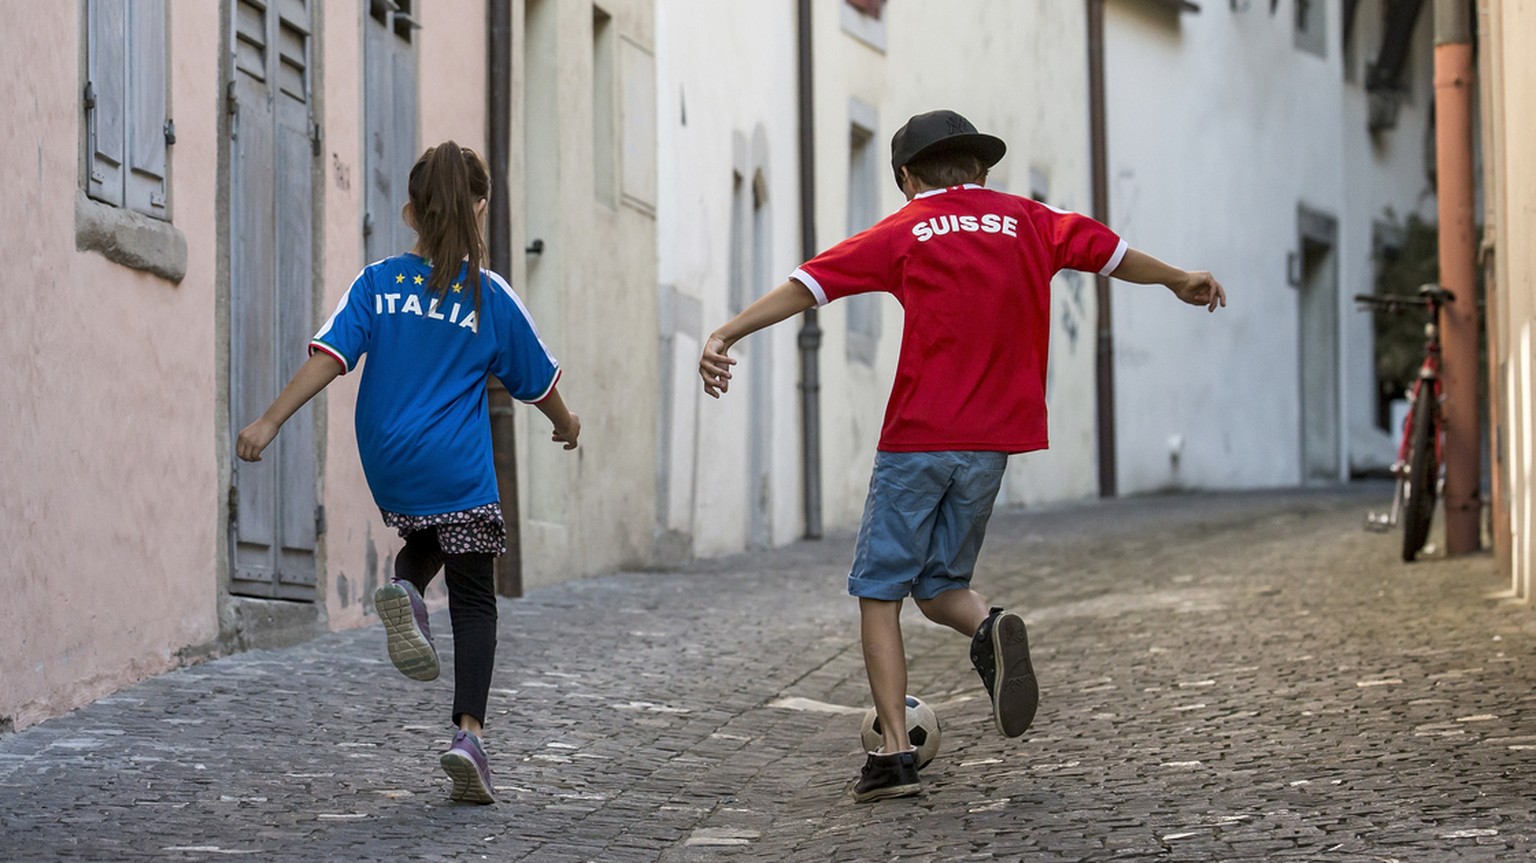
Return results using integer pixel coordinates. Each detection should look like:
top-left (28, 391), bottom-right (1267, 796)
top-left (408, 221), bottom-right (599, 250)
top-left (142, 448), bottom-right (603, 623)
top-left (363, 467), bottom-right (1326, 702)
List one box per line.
top-left (364, 0), bottom-right (419, 263)
top-left (229, 0), bottom-right (318, 600)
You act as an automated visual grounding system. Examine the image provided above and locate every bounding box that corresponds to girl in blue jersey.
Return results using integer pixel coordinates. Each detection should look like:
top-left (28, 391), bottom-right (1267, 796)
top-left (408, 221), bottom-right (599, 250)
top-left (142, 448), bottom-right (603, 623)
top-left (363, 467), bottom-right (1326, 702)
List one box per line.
top-left (237, 141), bottom-right (579, 805)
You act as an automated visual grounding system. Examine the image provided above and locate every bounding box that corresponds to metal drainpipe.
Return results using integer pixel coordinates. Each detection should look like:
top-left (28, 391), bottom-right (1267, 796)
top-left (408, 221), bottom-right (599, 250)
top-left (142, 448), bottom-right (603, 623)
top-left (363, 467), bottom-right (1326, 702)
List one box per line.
top-left (1433, 0), bottom-right (1482, 554)
top-left (487, 0), bottom-right (523, 595)
top-left (796, 0), bottom-right (824, 539)
top-left (1087, 0), bottom-right (1117, 498)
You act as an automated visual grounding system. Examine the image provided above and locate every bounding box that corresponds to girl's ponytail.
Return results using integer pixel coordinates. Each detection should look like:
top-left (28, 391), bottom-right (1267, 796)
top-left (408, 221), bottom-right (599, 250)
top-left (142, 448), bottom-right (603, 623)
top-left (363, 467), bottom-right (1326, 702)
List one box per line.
top-left (406, 141), bottom-right (490, 308)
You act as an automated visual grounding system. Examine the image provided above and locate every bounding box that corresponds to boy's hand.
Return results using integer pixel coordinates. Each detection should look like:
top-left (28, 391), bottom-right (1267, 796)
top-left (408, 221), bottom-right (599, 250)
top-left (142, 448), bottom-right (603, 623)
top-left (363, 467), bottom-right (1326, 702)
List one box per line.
top-left (1170, 271), bottom-right (1227, 312)
top-left (699, 334), bottom-right (737, 399)
top-left (236, 419), bottom-right (279, 462)
top-left (552, 413), bottom-right (581, 450)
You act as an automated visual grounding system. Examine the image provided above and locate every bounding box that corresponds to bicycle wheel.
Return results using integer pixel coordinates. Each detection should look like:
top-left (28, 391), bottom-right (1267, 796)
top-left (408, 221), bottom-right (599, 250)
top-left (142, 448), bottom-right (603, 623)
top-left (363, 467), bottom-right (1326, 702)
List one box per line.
top-left (1401, 385), bottom-right (1438, 561)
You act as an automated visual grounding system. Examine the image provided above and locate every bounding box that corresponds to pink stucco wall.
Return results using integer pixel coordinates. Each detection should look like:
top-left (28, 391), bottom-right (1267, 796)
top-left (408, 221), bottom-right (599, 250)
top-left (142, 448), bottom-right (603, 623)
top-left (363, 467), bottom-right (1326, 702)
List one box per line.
top-left (0, 1), bottom-right (223, 728)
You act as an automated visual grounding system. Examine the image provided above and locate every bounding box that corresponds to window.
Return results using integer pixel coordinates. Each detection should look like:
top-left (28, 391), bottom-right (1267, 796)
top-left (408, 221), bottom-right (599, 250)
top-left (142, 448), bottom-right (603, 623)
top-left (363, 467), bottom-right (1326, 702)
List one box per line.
top-left (845, 105), bottom-right (882, 365)
top-left (728, 171), bottom-right (748, 315)
top-left (1295, 0), bottom-right (1326, 56)
top-left (592, 5), bottom-right (616, 206)
top-left (85, 0), bottom-right (171, 218)
top-left (841, 0), bottom-right (886, 51)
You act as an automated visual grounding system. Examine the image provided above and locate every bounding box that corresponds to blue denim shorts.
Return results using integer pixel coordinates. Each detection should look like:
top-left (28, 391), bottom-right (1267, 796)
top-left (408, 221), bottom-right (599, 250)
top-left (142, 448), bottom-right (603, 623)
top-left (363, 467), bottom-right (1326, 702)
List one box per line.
top-left (848, 450), bottom-right (1009, 601)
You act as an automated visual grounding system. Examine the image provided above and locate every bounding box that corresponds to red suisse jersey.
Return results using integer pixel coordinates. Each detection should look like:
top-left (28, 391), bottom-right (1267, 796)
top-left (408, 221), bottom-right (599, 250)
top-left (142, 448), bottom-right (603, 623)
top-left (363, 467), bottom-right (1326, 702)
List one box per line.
top-left (792, 184), bottom-right (1126, 453)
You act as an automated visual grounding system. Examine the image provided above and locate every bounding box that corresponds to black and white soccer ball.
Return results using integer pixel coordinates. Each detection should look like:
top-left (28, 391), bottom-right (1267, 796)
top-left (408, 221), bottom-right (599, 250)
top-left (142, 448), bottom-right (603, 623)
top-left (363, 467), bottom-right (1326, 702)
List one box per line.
top-left (860, 695), bottom-right (941, 769)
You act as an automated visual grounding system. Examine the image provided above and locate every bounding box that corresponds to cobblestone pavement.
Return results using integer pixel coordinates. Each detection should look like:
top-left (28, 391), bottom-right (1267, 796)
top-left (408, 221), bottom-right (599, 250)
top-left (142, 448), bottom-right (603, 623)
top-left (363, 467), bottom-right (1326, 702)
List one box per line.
top-left (3, 485), bottom-right (1535, 862)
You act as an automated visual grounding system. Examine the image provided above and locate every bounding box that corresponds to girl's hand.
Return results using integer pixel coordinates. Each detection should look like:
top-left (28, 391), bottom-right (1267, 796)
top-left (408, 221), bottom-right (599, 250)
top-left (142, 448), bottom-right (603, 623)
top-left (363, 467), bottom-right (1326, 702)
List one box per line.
top-left (552, 413), bottom-right (581, 450)
top-left (236, 419), bottom-right (279, 462)
top-left (1171, 271), bottom-right (1227, 312)
top-left (699, 334), bottom-right (737, 398)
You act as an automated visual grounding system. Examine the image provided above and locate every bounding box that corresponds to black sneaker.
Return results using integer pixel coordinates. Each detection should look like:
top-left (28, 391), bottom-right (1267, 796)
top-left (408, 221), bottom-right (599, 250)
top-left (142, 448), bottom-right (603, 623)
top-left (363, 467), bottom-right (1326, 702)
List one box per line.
top-left (852, 750), bottom-right (921, 803)
top-left (970, 607), bottom-right (1039, 738)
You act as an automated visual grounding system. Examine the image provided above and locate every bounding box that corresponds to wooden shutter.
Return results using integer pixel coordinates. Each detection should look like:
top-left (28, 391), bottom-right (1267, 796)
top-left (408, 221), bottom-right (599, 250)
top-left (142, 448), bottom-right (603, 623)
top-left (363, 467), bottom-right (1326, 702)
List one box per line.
top-left (230, 0), bottom-right (317, 600)
top-left (126, 0), bottom-right (169, 217)
top-left (364, 0), bottom-right (418, 263)
top-left (86, 0), bottom-right (127, 207)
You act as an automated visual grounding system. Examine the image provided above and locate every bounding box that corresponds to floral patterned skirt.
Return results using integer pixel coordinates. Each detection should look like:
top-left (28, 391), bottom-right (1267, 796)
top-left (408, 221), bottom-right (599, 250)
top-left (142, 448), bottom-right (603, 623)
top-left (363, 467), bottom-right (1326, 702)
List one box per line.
top-left (380, 502), bottom-right (507, 556)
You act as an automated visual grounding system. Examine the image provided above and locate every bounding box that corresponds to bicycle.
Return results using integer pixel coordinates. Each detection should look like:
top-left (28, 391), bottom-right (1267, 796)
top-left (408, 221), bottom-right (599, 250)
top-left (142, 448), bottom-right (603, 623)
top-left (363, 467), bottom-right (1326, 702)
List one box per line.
top-left (1355, 283), bottom-right (1454, 562)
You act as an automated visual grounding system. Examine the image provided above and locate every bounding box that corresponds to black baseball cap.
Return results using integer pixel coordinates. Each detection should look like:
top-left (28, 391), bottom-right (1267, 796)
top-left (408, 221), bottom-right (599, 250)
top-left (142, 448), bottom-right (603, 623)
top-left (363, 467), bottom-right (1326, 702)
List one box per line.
top-left (889, 110), bottom-right (1006, 190)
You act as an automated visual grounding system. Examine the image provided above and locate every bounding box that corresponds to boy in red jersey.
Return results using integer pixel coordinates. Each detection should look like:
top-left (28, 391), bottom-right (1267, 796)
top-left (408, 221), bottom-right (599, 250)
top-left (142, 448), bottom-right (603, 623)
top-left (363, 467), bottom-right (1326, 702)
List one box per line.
top-left (699, 110), bottom-right (1225, 802)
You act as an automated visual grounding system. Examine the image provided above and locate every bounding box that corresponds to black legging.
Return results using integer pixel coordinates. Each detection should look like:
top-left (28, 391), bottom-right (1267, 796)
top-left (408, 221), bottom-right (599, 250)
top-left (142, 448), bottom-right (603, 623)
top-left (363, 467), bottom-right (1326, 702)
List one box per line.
top-left (394, 529), bottom-right (497, 728)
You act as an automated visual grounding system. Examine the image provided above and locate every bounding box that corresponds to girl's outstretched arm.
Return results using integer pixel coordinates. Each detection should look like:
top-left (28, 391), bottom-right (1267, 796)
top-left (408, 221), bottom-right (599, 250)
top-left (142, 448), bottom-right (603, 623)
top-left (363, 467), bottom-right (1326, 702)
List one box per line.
top-left (533, 385), bottom-right (581, 450)
top-left (236, 353), bottom-right (343, 461)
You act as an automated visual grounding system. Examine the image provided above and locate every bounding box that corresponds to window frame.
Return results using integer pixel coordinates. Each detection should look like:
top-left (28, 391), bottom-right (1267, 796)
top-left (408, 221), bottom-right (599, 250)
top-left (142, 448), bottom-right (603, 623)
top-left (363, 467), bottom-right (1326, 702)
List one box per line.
top-left (76, 0), bottom-right (185, 282)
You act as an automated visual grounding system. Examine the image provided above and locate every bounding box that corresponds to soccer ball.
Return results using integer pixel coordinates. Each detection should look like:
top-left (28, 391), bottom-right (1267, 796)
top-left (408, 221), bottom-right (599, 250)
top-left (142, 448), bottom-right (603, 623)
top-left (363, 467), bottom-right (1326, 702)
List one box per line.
top-left (860, 695), bottom-right (941, 769)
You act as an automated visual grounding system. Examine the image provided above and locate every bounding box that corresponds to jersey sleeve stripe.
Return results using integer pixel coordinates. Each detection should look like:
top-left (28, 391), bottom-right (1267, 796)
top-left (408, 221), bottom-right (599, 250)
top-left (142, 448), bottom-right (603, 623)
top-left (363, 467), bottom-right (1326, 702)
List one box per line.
top-left (790, 267), bottom-right (829, 306)
top-left (1098, 238), bottom-right (1129, 278)
top-left (308, 340), bottom-right (351, 374)
top-left (312, 265), bottom-right (370, 343)
top-left (524, 366), bottom-right (563, 405)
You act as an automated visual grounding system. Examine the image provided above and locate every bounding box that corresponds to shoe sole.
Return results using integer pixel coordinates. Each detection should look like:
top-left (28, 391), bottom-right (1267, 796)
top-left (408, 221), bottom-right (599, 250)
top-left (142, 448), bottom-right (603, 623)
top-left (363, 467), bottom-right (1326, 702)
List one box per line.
top-left (374, 584), bottom-right (441, 682)
top-left (853, 780), bottom-right (922, 804)
top-left (440, 751), bottom-right (496, 804)
top-left (991, 612), bottom-right (1038, 738)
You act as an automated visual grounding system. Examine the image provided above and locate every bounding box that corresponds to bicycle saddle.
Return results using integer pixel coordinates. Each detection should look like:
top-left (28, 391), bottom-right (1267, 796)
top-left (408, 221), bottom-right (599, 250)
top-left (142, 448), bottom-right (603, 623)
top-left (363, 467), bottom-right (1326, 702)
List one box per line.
top-left (1418, 283), bottom-right (1455, 303)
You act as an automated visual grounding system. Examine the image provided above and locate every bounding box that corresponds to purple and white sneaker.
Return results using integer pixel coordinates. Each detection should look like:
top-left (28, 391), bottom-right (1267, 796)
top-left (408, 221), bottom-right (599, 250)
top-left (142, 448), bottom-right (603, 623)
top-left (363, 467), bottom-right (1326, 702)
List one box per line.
top-left (373, 578), bottom-right (440, 681)
top-left (440, 730), bottom-right (495, 804)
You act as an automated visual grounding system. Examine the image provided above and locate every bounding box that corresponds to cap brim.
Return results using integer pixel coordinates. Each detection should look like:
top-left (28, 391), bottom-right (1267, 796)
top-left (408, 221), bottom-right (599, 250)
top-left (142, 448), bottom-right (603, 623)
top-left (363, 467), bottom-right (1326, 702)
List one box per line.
top-left (905, 133), bottom-right (1007, 169)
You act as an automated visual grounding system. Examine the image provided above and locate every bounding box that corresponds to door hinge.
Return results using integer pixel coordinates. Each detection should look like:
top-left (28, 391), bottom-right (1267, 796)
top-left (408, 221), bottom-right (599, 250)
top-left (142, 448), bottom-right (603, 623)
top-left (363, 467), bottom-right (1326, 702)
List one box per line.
top-left (226, 80), bottom-right (238, 116)
top-left (315, 504), bottom-right (327, 537)
top-left (83, 81), bottom-right (96, 111)
top-left (227, 484), bottom-right (239, 523)
top-left (310, 122), bottom-right (323, 157)
top-left (163, 118), bottom-right (176, 146)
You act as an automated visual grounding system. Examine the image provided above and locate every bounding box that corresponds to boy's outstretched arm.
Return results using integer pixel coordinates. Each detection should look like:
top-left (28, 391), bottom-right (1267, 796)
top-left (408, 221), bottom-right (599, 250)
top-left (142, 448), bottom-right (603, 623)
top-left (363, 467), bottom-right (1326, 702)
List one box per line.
top-left (1110, 248), bottom-right (1227, 312)
top-left (699, 278), bottom-right (817, 398)
top-left (236, 352), bottom-right (342, 461)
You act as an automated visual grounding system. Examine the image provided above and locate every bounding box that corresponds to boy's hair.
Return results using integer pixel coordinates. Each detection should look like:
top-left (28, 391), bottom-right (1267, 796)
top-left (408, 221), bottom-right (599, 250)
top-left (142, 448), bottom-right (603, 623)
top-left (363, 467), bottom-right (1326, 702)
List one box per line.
top-left (903, 150), bottom-right (988, 189)
top-left (407, 142), bottom-right (490, 300)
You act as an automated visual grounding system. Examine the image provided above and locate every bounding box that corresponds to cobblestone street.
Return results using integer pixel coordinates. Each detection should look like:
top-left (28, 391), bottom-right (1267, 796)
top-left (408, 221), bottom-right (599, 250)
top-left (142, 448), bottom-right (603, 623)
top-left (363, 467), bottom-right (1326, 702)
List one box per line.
top-left (2, 485), bottom-right (1534, 861)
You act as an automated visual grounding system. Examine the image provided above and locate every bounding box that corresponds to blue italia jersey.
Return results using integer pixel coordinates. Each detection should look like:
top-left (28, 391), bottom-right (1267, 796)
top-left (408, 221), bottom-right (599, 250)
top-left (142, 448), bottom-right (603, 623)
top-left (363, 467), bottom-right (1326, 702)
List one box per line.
top-left (310, 253), bottom-right (560, 515)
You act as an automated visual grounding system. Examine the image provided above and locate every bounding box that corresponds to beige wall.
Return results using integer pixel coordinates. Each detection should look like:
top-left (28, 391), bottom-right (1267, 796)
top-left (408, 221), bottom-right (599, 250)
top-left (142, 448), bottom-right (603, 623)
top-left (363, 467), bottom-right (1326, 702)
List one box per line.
top-left (509, 0), bottom-right (659, 587)
top-left (1484, 0), bottom-right (1536, 601)
top-left (0, 0), bottom-right (223, 729)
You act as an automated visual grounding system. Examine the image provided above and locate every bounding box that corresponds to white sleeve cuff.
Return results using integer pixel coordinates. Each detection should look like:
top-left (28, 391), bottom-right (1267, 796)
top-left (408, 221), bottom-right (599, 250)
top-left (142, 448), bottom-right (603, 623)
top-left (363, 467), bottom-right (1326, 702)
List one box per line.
top-left (1098, 238), bottom-right (1129, 278)
top-left (790, 267), bottom-right (829, 306)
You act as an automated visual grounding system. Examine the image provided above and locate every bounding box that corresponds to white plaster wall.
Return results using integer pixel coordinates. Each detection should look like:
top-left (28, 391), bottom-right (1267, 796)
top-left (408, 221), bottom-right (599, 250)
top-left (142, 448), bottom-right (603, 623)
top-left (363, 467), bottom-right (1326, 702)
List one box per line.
top-left (1104, 0), bottom-right (1435, 494)
top-left (0, 0), bottom-right (223, 729)
top-left (657, 1), bottom-right (1099, 562)
top-left (512, 0), bottom-right (659, 585)
top-left (656, 0), bottom-right (802, 558)
top-left (1338, 0), bottom-right (1438, 474)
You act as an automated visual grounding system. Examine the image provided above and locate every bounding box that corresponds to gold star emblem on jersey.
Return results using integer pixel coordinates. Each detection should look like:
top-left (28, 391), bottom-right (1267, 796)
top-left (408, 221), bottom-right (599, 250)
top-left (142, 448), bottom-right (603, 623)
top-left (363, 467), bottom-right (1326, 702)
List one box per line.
top-left (395, 274), bottom-right (405, 284)
top-left (452, 282), bottom-right (463, 293)
top-left (413, 274), bottom-right (424, 286)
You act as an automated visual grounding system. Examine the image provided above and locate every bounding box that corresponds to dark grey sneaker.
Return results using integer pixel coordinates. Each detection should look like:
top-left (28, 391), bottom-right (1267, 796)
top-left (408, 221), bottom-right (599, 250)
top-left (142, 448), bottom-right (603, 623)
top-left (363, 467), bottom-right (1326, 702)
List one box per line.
top-left (970, 607), bottom-right (1039, 738)
top-left (374, 579), bottom-right (440, 681)
top-left (852, 750), bottom-right (921, 803)
top-left (440, 730), bottom-right (496, 804)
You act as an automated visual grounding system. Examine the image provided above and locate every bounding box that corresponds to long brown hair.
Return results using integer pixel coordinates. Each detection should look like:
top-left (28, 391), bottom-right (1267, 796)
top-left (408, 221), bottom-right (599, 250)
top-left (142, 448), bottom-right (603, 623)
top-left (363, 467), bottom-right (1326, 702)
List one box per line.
top-left (406, 141), bottom-right (490, 308)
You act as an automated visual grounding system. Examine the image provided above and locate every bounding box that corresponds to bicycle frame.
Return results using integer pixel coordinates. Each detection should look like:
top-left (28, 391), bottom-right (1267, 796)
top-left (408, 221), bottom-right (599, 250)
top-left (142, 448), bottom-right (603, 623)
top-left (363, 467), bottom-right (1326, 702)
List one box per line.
top-left (1356, 285), bottom-right (1451, 542)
